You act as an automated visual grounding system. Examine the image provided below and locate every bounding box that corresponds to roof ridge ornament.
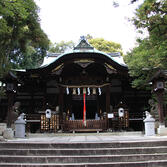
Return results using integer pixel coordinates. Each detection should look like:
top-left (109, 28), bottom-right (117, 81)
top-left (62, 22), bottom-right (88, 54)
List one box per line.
top-left (74, 36), bottom-right (94, 51)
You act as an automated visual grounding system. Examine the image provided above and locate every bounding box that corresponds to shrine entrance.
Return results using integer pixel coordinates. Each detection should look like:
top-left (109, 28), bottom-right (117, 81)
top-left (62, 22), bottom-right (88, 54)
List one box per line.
top-left (63, 92), bottom-right (105, 132)
top-left (72, 100), bottom-right (83, 120)
top-left (72, 95), bottom-right (97, 120)
top-left (86, 100), bottom-right (97, 119)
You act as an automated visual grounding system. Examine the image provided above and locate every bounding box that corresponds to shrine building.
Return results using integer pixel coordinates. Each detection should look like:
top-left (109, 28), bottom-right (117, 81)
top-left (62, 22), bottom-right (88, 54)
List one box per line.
top-left (0, 37), bottom-right (150, 133)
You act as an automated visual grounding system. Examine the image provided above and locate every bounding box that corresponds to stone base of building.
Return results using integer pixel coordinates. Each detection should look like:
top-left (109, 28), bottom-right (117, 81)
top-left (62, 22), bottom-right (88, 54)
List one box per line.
top-left (0, 123), bottom-right (7, 135)
top-left (3, 128), bottom-right (14, 139)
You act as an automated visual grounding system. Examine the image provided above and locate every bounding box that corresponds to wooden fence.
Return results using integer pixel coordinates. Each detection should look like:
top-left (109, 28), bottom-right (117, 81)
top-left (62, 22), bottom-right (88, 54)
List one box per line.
top-left (63, 119), bottom-right (107, 132)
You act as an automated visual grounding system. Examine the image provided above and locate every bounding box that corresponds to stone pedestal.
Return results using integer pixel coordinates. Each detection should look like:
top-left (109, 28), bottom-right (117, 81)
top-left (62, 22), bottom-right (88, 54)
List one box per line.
top-left (3, 128), bottom-right (14, 139)
top-left (15, 114), bottom-right (26, 138)
top-left (157, 124), bottom-right (167, 135)
top-left (0, 123), bottom-right (7, 135)
top-left (144, 114), bottom-right (155, 136)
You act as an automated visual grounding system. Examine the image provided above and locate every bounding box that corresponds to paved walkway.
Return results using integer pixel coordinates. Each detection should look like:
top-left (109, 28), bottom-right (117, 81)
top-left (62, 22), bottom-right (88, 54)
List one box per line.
top-left (5, 132), bottom-right (167, 143)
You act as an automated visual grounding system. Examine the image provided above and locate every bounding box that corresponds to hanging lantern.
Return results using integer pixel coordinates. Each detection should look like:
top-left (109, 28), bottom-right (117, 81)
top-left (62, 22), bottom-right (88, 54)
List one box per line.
top-left (87, 87), bottom-right (90, 95)
top-left (73, 88), bottom-right (76, 95)
top-left (83, 88), bottom-right (86, 94)
top-left (153, 80), bottom-right (164, 92)
top-left (93, 88), bottom-right (96, 95)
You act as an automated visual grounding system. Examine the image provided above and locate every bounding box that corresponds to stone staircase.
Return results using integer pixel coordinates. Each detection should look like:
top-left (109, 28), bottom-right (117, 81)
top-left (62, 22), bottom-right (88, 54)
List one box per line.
top-left (0, 140), bottom-right (167, 166)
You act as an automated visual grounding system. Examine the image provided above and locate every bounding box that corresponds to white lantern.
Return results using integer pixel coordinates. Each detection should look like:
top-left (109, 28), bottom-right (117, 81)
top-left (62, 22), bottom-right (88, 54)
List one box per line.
top-left (45, 109), bottom-right (52, 119)
top-left (118, 108), bottom-right (124, 117)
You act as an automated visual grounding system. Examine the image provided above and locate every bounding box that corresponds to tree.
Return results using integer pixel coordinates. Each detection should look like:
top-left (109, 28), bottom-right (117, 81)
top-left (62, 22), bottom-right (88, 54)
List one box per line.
top-left (0, 0), bottom-right (49, 72)
top-left (49, 37), bottom-right (123, 56)
top-left (88, 38), bottom-right (123, 54)
top-left (124, 0), bottom-right (167, 88)
top-left (113, 0), bottom-right (139, 7)
top-left (49, 41), bottom-right (75, 53)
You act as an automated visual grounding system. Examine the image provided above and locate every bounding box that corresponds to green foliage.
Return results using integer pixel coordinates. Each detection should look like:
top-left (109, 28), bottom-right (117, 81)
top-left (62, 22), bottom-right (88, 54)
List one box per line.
top-left (48, 37), bottom-right (123, 57)
top-left (134, 0), bottom-right (167, 39)
top-left (0, 0), bottom-right (49, 72)
top-left (49, 41), bottom-right (75, 53)
top-left (86, 34), bottom-right (93, 40)
top-left (88, 38), bottom-right (123, 54)
top-left (124, 0), bottom-right (167, 88)
top-left (125, 38), bottom-right (163, 87)
top-left (112, 0), bottom-right (139, 8)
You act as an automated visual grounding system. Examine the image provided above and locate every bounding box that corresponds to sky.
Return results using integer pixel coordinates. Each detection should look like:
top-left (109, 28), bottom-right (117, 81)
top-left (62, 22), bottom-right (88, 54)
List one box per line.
top-left (34, 0), bottom-right (143, 53)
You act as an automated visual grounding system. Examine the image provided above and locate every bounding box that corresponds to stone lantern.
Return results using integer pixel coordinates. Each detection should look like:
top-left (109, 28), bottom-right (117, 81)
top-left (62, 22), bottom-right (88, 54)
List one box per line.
top-left (153, 80), bottom-right (164, 92)
top-left (150, 70), bottom-right (167, 135)
top-left (6, 81), bottom-right (17, 128)
top-left (3, 72), bottom-right (18, 139)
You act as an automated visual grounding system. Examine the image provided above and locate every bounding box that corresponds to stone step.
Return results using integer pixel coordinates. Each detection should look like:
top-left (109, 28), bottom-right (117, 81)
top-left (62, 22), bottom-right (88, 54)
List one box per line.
top-left (1, 140), bottom-right (167, 149)
top-left (0, 160), bottom-right (167, 167)
top-left (0, 153), bottom-right (167, 163)
top-left (1, 140), bottom-right (167, 166)
top-left (0, 146), bottom-right (167, 156)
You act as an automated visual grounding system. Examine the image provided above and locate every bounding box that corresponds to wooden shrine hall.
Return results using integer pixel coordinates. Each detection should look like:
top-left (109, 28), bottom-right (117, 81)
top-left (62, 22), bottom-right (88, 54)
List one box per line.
top-left (1, 37), bottom-right (150, 133)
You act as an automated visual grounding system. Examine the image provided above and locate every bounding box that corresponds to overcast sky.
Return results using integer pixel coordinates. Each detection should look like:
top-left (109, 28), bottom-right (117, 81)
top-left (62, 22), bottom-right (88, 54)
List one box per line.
top-left (34, 0), bottom-right (143, 53)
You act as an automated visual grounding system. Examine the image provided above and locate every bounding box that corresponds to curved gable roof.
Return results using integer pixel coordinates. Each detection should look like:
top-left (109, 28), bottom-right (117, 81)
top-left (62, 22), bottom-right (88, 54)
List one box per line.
top-left (16, 37), bottom-right (127, 75)
top-left (40, 50), bottom-right (127, 68)
top-left (37, 37), bottom-right (127, 73)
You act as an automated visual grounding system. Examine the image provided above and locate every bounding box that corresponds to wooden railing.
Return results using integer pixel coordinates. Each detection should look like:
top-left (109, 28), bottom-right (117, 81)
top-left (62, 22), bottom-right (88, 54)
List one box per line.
top-left (63, 119), bottom-right (107, 132)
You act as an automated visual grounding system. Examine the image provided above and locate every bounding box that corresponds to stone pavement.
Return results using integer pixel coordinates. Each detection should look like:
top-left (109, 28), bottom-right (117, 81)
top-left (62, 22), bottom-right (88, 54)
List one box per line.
top-left (5, 131), bottom-right (167, 143)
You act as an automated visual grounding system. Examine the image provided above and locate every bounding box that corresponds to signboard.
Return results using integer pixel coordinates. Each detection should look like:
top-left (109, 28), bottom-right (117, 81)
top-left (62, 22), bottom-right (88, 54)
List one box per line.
top-left (108, 113), bottom-right (114, 118)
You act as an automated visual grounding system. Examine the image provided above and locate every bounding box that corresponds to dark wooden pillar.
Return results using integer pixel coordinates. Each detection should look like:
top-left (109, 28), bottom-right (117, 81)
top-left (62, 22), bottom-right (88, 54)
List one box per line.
top-left (106, 85), bottom-right (110, 113)
top-left (7, 92), bottom-right (14, 128)
top-left (67, 94), bottom-right (72, 115)
top-left (42, 84), bottom-right (47, 110)
top-left (105, 85), bottom-right (111, 130)
top-left (58, 87), bottom-right (64, 129)
top-left (152, 79), bottom-right (165, 125)
top-left (6, 81), bottom-right (17, 128)
top-left (97, 96), bottom-right (100, 114)
top-left (30, 92), bottom-right (34, 114)
top-left (155, 91), bottom-right (164, 125)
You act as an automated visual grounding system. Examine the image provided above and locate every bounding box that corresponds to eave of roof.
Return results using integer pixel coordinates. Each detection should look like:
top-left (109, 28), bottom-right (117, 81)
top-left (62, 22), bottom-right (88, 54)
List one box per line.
top-left (40, 49), bottom-right (127, 69)
top-left (13, 37), bottom-right (128, 74)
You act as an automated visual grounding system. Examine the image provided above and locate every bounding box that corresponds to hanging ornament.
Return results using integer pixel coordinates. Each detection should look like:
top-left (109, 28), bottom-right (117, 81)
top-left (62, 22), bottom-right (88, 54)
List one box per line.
top-left (66, 87), bottom-right (69, 95)
top-left (83, 88), bottom-right (86, 94)
top-left (77, 88), bottom-right (80, 95)
top-left (98, 87), bottom-right (101, 95)
top-left (73, 88), bottom-right (76, 95)
top-left (93, 88), bottom-right (96, 95)
top-left (87, 87), bottom-right (90, 95)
